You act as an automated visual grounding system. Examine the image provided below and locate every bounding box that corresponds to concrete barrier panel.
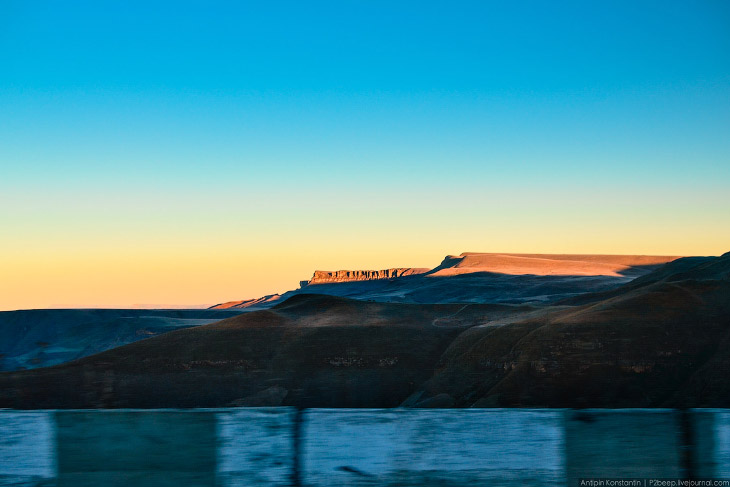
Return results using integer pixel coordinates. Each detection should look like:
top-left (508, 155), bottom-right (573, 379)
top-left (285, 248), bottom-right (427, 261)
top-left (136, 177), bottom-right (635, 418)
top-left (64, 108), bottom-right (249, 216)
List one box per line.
top-left (0, 411), bottom-right (55, 486)
top-left (3, 408), bottom-right (730, 486)
top-left (301, 409), bottom-right (564, 486)
top-left (566, 409), bottom-right (681, 482)
top-left (693, 409), bottom-right (730, 477)
top-left (55, 410), bottom-right (218, 487)
top-left (216, 408), bottom-right (295, 487)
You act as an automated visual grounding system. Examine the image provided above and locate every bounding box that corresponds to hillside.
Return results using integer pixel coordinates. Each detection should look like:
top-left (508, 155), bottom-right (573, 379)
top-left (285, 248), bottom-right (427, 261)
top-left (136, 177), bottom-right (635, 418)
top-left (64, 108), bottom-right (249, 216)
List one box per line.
top-left (0, 298), bottom-right (540, 408)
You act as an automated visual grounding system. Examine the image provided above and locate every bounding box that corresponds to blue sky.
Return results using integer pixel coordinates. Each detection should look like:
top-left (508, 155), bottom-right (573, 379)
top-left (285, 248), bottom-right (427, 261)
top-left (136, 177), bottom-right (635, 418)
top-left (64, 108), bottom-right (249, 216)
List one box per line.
top-left (1, 1), bottom-right (729, 308)
top-left (2, 1), bottom-right (729, 187)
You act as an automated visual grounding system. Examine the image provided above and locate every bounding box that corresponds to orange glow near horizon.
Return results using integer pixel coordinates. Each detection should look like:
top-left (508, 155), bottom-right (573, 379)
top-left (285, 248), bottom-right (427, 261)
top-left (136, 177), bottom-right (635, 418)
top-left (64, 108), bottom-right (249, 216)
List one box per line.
top-left (2, 178), bottom-right (729, 310)
top-left (1, 228), bottom-right (727, 310)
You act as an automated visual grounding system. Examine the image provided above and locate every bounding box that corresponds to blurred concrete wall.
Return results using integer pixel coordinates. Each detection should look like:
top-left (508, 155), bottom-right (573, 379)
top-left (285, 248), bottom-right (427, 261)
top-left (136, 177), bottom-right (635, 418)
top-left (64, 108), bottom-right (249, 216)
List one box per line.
top-left (0, 408), bottom-right (727, 486)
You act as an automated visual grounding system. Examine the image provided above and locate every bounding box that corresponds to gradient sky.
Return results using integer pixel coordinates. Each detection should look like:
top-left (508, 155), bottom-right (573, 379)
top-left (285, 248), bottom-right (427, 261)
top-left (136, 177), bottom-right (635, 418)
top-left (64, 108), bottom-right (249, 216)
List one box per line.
top-left (1, 1), bottom-right (729, 310)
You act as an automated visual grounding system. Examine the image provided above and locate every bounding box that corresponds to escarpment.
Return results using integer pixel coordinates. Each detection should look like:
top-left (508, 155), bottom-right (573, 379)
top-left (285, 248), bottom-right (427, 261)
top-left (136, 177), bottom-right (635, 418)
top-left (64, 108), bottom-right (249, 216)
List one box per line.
top-left (300, 268), bottom-right (429, 287)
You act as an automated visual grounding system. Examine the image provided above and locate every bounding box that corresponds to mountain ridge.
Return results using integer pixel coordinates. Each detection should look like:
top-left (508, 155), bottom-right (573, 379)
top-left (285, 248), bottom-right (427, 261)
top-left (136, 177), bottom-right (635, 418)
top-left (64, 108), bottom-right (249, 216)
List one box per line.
top-left (210, 252), bottom-right (681, 309)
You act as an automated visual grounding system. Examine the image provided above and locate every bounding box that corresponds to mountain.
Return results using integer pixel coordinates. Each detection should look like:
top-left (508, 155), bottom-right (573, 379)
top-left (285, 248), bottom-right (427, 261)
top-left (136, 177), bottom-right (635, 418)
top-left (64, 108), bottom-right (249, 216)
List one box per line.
top-left (2, 252), bottom-right (727, 409)
top-left (210, 253), bottom-right (680, 309)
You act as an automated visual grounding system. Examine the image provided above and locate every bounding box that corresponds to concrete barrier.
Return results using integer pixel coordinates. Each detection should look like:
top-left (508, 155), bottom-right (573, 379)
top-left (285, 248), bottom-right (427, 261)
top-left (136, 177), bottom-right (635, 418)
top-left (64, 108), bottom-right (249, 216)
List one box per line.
top-left (0, 411), bottom-right (55, 486)
top-left (302, 409), bottom-right (564, 486)
top-left (217, 409), bottom-right (296, 487)
top-left (55, 410), bottom-right (218, 487)
top-left (692, 409), bottom-right (730, 478)
top-left (0, 408), bottom-right (725, 486)
top-left (565, 409), bottom-right (682, 482)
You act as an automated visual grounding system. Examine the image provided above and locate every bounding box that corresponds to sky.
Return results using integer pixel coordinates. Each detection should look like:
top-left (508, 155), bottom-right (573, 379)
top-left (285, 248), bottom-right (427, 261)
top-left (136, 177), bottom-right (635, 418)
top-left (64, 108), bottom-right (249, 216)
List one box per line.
top-left (1, 1), bottom-right (729, 310)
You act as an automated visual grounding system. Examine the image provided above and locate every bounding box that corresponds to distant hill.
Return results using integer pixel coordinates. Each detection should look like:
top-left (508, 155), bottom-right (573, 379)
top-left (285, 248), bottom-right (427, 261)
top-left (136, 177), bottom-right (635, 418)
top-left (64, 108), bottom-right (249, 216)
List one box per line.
top-left (0, 309), bottom-right (244, 371)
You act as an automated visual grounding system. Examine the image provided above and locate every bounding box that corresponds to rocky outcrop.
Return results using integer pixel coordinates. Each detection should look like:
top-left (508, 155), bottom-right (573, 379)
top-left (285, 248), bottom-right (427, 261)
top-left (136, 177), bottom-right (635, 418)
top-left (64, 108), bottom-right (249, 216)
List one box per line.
top-left (300, 268), bottom-right (429, 287)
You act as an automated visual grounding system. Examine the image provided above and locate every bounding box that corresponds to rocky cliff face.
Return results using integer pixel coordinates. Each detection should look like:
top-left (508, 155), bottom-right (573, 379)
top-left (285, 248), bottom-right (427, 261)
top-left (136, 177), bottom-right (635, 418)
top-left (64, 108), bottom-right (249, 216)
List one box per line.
top-left (301, 268), bottom-right (429, 287)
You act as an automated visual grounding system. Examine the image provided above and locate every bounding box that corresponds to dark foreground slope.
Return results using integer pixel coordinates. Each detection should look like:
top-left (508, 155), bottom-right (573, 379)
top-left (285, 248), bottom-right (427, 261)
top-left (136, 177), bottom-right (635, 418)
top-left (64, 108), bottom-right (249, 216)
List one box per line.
top-left (0, 297), bottom-right (540, 408)
top-left (1, 253), bottom-right (728, 409)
